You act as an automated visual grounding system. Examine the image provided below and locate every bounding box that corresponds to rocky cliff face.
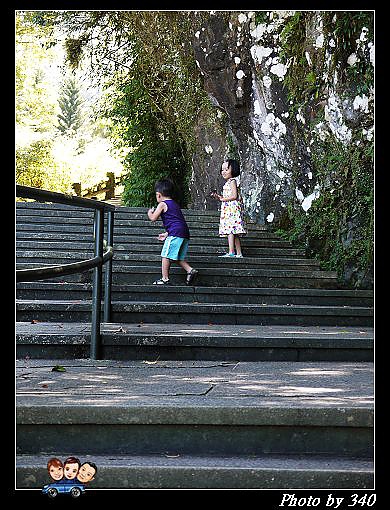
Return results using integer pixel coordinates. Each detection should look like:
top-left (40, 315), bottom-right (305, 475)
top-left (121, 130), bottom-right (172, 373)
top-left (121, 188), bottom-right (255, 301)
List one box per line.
top-left (187, 11), bottom-right (373, 287)
top-left (189, 11), bottom-right (373, 217)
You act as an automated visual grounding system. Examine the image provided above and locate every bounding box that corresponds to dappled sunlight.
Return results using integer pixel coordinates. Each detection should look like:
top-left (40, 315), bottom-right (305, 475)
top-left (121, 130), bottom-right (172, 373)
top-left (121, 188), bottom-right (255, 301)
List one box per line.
top-left (52, 136), bottom-right (125, 189)
top-left (234, 384), bottom-right (279, 391)
top-left (16, 359), bottom-right (373, 408)
top-left (288, 369), bottom-right (350, 376)
top-left (277, 386), bottom-right (342, 394)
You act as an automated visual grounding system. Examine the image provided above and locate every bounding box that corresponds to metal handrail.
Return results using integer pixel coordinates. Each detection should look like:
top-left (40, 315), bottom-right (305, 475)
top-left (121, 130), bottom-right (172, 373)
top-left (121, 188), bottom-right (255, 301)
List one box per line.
top-left (16, 184), bottom-right (116, 211)
top-left (15, 246), bottom-right (114, 281)
top-left (16, 184), bottom-right (115, 359)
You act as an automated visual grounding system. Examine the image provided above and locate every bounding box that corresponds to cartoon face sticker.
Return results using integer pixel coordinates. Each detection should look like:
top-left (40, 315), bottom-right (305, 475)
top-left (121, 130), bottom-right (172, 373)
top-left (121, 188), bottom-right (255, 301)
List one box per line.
top-left (76, 462), bottom-right (97, 484)
top-left (47, 458), bottom-right (64, 481)
top-left (63, 456), bottom-right (81, 480)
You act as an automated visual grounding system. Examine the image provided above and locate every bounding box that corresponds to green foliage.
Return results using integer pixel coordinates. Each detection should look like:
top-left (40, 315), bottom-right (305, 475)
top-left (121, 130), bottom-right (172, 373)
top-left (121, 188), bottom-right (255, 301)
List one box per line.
top-left (279, 12), bottom-right (312, 109)
top-left (16, 140), bottom-right (72, 192)
top-left (16, 11), bottom-right (125, 195)
top-left (16, 11), bottom-right (57, 129)
top-left (58, 11), bottom-right (212, 152)
top-left (279, 11), bottom-right (374, 112)
top-left (55, 11), bottom-right (217, 206)
top-left (57, 77), bottom-right (84, 135)
top-left (274, 11), bottom-right (374, 286)
top-left (16, 11), bottom-right (66, 192)
top-left (103, 71), bottom-right (190, 208)
top-left (275, 138), bottom-right (373, 285)
top-left (226, 134), bottom-right (239, 160)
top-left (323, 11), bottom-right (374, 94)
top-left (64, 38), bottom-right (87, 70)
top-left (121, 141), bottom-right (189, 208)
top-left (254, 11), bottom-right (269, 25)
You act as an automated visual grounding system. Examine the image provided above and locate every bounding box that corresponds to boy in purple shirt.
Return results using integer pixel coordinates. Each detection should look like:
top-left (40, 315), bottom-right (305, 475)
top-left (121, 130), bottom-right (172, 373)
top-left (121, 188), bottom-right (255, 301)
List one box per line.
top-left (147, 179), bottom-right (198, 285)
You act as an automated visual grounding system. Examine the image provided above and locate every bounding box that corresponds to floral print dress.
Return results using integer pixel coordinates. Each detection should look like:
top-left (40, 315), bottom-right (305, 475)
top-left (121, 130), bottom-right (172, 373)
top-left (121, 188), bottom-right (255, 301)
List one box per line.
top-left (219, 177), bottom-right (247, 237)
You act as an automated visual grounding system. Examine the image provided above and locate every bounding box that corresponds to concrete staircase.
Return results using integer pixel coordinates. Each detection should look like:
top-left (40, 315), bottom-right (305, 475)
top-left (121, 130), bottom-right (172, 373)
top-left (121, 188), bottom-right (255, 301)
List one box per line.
top-left (15, 201), bottom-right (374, 489)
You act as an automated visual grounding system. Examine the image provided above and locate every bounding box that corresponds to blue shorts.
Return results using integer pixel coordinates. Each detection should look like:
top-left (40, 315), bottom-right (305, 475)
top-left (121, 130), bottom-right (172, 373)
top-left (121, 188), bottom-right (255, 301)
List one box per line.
top-left (161, 236), bottom-right (189, 261)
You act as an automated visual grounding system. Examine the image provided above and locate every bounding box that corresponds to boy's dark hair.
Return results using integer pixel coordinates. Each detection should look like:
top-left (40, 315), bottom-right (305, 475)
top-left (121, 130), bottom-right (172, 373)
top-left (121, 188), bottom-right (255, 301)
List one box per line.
top-left (155, 179), bottom-right (175, 198)
top-left (64, 456), bottom-right (81, 468)
top-left (221, 159), bottom-right (240, 177)
top-left (81, 461), bottom-right (98, 475)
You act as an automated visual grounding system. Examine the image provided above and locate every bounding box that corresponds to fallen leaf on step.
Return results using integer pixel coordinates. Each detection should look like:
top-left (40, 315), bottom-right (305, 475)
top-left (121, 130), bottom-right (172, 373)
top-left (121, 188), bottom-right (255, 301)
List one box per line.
top-left (31, 320), bottom-right (39, 324)
top-left (51, 365), bottom-right (67, 372)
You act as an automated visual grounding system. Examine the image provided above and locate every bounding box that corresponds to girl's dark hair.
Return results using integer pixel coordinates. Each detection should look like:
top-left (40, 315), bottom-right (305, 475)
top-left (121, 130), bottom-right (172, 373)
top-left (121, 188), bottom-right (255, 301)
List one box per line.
top-left (221, 159), bottom-right (240, 177)
top-left (155, 179), bottom-right (175, 198)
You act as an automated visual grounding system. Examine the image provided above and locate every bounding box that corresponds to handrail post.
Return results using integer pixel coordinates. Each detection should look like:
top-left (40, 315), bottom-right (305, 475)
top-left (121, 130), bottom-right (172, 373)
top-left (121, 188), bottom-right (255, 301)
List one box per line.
top-left (91, 209), bottom-right (104, 360)
top-left (103, 210), bottom-right (114, 322)
top-left (16, 186), bottom-right (115, 360)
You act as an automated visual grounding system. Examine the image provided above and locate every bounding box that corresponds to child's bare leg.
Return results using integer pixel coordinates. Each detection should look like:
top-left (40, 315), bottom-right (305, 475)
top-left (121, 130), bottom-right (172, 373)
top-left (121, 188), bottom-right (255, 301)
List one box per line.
top-left (177, 260), bottom-right (192, 273)
top-left (228, 234), bottom-right (235, 254)
top-left (234, 236), bottom-right (242, 256)
top-left (179, 259), bottom-right (198, 285)
top-left (162, 257), bottom-right (171, 280)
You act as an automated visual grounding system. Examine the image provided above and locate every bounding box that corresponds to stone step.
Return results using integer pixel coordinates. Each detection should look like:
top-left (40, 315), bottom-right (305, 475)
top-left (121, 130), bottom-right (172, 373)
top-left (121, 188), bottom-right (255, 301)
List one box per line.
top-left (16, 300), bottom-right (373, 326)
top-left (16, 252), bottom-right (321, 270)
top-left (16, 359), bottom-right (373, 459)
top-left (14, 208), bottom-right (251, 222)
top-left (16, 282), bottom-right (373, 306)
top-left (15, 203), bottom-right (374, 491)
top-left (16, 322), bottom-right (374, 361)
top-left (16, 214), bottom-right (270, 231)
top-left (16, 202), bottom-right (225, 218)
top-left (16, 264), bottom-right (339, 288)
top-left (103, 195), bottom-right (123, 207)
top-left (16, 224), bottom-right (276, 241)
top-left (16, 231), bottom-right (297, 249)
top-left (15, 209), bottom-right (226, 226)
top-left (112, 266), bottom-right (339, 288)
top-left (16, 239), bottom-right (307, 257)
top-left (16, 453), bottom-right (373, 489)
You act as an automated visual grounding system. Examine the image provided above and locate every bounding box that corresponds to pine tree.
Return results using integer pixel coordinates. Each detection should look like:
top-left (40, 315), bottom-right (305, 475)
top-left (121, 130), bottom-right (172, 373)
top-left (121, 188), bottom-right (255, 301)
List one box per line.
top-left (57, 77), bottom-right (84, 135)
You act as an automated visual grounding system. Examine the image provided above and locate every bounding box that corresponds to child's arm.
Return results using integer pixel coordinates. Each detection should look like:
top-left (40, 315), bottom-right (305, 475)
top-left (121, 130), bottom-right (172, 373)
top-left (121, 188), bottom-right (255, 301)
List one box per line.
top-left (147, 202), bottom-right (167, 221)
top-left (157, 232), bottom-right (168, 241)
top-left (210, 192), bottom-right (222, 200)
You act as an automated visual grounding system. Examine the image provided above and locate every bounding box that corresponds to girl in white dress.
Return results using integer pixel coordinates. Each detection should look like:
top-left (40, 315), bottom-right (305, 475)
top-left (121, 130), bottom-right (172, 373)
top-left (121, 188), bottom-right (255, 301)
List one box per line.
top-left (211, 159), bottom-right (246, 257)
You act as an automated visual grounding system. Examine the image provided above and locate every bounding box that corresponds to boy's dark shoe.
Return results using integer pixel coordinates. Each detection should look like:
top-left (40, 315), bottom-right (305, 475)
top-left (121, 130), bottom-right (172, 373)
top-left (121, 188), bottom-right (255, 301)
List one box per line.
top-left (186, 269), bottom-right (199, 286)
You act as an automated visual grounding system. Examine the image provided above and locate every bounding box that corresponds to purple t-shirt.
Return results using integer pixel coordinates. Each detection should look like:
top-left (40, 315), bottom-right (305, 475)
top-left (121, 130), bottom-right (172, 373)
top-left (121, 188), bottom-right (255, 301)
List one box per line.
top-left (160, 200), bottom-right (190, 239)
